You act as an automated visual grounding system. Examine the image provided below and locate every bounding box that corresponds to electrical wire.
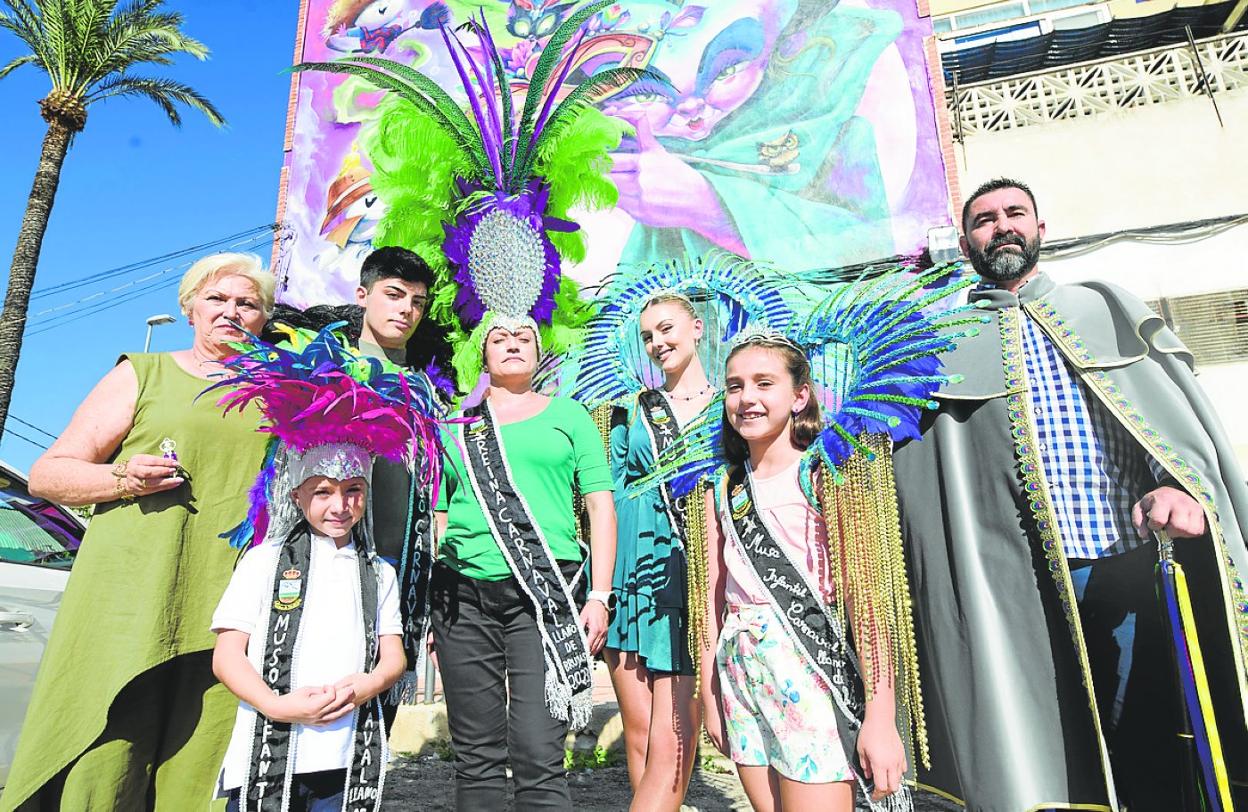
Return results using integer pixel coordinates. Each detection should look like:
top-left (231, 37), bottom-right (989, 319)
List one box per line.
top-left (27, 228), bottom-right (277, 322)
top-left (23, 230), bottom-right (275, 337)
top-left (2, 428), bottom-right (49, 451)
top-left (8, 415), bottom-right (57, 441)
top-left (25, 276), bottom-right (183, 337)
top-left (29, 224), bottom-right (277, 301)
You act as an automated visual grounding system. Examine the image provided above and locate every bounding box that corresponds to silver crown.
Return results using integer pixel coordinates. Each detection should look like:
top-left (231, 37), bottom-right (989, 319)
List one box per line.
top-left (640, 287), bottom-right (697, 311)
top-left (728, 324), bottom-right (804, 352)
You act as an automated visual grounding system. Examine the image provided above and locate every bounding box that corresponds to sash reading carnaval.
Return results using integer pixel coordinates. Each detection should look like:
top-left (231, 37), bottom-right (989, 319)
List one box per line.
top-left (460, 403), bottom-right (594, 726)
top-left (396, 471), bottom-right (434, 699)
top-left (722, 464), bottom-right (867, 728)
top-left (242, 525), bottom-right (386, 812)
top-left (638, 389), bottom-right (692, 552)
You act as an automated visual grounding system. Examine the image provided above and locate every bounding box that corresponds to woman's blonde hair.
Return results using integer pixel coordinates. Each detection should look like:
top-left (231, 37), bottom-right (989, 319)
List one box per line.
top-left (640, 291), bottom-right (699, 322)
top-left (177, 252), bottom-right (275, 317)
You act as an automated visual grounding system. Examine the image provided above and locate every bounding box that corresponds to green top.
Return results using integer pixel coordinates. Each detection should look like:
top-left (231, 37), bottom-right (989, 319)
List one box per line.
top-left (436, 397), bottom-right (612, 581)
top-left (1, 353), bottom-right (269, 808)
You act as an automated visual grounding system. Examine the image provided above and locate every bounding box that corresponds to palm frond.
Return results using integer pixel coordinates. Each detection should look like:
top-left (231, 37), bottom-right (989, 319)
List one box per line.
top-left (0, 1), bottom-right (56, 80)
top-left (65, 0), bottom-right (116, 62)
top-left (87, 73), bottom-right (224, 126)
top-left (0, 50), bottom-right (37, 78)
top-left (88, 9), bottom-right (207, 91)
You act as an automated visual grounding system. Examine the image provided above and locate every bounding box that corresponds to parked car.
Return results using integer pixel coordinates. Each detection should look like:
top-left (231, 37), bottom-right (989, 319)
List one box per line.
top-left (0, 461), bottom-right (84, 787)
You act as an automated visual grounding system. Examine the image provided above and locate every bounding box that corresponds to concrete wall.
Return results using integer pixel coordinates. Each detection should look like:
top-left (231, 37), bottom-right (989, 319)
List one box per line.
top-left (954, 87), bottom-right (1248, 240)
top-left (1042, 222), bottom-right (1248, 468)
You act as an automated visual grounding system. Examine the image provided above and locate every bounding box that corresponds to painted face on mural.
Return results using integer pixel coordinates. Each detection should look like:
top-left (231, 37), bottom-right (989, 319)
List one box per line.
top-left (599, 0), bottom-right (799, 142)
top-left (508, 1), bottom-right (576, 41)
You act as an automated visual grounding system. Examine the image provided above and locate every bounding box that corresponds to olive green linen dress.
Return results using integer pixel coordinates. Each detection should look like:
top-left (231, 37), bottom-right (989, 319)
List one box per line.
top-left (0, 353), bottom-right (267, 811)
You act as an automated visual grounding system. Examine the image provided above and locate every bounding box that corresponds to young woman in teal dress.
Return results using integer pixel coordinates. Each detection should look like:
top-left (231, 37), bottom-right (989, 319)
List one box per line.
top-left (605, 292), bottom-right (717, 810)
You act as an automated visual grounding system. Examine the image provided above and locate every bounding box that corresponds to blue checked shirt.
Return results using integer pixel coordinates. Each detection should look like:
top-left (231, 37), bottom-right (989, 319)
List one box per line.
top-left (1018, 312), bottom-right (1166, 559)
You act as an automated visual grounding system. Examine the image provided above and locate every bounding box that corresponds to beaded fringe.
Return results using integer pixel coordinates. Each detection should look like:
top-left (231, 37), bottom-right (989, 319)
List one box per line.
top-left (576, 404), bottom-right (618, 547)
top-left (819, 433), bottom-right (930, 769)
top-left (682, 482), bottom-right (711, 696)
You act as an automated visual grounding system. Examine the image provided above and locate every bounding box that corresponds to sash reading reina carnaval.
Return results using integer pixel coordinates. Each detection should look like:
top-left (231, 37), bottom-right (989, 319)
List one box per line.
top-left (459, 402), bottom-right (595, 728)
top-left (722, 463), bottom-right (912, 812)
top-left (240, 523), bottom-right (386, 812)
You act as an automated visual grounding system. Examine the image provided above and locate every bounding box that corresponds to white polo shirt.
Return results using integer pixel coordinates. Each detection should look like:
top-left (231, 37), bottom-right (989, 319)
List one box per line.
top-left (211, 533), bottom-right (402, 790)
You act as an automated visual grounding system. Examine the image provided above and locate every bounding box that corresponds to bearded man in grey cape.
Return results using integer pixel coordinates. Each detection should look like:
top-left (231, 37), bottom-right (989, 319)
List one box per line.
top-left (894, 178), bottom-right (1248, 811)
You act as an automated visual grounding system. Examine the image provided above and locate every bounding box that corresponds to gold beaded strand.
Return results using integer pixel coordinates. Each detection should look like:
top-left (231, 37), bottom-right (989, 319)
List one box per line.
top-left (819, 433), bottom-right (930, 769)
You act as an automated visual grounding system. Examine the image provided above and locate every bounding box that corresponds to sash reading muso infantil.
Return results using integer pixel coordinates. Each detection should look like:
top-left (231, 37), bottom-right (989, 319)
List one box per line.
top-left (241, 524), bottom-right (386, 812)
top-left (722, 465), bottom-right (912, 812)
top-left (459, 402), bottom-right (594, 729)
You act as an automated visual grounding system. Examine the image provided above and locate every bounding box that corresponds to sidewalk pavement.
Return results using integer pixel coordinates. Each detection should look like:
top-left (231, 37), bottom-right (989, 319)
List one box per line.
top-left (389, 659), bottom-right (628, 758)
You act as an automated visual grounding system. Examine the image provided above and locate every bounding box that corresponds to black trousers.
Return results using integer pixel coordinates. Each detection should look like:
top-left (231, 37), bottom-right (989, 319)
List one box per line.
top-left (1072, 544), bottom-right (1182, 811)
top-left (431, 561), bottom-right (583, 811)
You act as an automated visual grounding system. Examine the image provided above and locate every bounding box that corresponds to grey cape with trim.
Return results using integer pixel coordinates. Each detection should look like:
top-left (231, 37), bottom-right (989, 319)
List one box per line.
top-left (894, 271), bottom-right (1248, 811)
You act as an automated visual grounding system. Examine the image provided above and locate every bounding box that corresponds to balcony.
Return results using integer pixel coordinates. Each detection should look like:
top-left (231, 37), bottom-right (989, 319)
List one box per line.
top-left (945, 29), bottom-right (1248, 135)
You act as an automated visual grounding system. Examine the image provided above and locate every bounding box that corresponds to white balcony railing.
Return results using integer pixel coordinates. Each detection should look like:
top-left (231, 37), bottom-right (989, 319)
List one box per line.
top-left (945, 30), bottom-right (1248, 135)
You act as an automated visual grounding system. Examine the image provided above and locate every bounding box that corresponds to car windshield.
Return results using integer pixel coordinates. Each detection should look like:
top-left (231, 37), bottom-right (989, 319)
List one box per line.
top-left (0, 472), bottom-right (81, 569)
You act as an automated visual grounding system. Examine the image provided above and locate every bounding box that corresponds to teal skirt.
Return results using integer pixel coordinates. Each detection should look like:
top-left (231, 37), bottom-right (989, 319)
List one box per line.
top-left (605, 486), bottom-right (693, 675)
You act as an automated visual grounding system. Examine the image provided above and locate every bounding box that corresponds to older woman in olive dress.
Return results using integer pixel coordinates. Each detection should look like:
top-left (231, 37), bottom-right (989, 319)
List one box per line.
top-left (1, 253), bottom-right (274, 811)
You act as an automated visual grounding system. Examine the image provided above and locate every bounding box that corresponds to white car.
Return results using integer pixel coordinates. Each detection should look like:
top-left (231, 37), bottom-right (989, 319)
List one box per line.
top-left (0, 462), bottom-right (84, 786)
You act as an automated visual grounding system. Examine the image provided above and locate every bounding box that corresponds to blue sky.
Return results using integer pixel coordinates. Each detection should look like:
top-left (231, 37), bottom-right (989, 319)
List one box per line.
top-left (0, 1), bottom-right (298, 473)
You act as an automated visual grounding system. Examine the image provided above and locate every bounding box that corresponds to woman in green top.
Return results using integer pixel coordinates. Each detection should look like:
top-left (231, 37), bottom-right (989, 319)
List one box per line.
top-left (432, 321), bottom-right (617, 812)
top-left (1, 254), bottom-right (273, 811)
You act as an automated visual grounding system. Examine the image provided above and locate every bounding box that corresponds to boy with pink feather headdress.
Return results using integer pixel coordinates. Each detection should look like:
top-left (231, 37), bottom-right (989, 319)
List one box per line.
top-left (204, 326), bottom-right (445, 812)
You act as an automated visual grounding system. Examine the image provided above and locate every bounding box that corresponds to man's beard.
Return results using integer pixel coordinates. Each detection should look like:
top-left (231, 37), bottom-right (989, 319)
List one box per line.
top-left (967, 233), bottom-right (1041, 282)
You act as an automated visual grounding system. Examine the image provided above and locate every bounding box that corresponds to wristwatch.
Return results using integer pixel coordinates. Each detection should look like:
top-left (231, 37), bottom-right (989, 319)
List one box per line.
top-left (586, 589), bottom-right (616, 613)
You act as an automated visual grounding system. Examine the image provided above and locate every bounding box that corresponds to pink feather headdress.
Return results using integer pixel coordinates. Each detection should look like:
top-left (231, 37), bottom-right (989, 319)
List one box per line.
top-left (205, 324), bottom-right (446, 548)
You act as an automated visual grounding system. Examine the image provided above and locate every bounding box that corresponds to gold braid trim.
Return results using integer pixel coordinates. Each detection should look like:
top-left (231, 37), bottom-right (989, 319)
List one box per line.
top-left (681, 481), bottom-right (711, 696)
top-left (819, 433), bottom-right (930, 769)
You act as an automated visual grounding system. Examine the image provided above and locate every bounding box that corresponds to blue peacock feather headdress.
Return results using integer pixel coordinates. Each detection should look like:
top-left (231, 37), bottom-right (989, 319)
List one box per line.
top-left (634, 262), bottom-right (989, 496)
top-left (552, 253), bottom-right (796, 408)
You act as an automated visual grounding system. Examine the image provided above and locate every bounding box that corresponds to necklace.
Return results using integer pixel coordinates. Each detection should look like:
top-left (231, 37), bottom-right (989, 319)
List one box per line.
top-left (663, 384), bottom-right (713, 401)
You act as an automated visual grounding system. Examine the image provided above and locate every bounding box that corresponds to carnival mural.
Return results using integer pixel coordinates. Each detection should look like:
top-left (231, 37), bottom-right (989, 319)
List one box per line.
top-left (277, 0), bottom-right (952, 307)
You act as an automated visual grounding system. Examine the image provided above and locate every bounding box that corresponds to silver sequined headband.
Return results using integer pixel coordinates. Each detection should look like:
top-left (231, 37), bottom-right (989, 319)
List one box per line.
top-left (728, 324), bottom-right (805, 353)
top-left (478, 313), bottom-right (542, 353)
top-left (640, 287), bottom-right (698, 312)
top-left (289, 442), bottom-right (372, 486)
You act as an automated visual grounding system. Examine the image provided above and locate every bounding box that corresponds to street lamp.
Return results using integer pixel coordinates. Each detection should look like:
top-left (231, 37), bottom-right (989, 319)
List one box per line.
top-left (144, 314), bottom-right (176, 352)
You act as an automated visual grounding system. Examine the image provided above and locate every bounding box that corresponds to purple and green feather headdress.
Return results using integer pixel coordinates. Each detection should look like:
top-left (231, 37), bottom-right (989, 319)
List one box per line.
top-left (295, 1), bottom-right (653, 392)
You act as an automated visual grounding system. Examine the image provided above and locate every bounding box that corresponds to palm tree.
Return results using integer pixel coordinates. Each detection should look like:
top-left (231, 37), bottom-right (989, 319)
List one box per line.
top-left (0, 0), bottom-right (225, 436)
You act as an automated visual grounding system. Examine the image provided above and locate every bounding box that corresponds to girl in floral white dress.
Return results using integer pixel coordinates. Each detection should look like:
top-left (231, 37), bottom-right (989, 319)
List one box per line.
top-left (700, 335), bottom-right (910, 812)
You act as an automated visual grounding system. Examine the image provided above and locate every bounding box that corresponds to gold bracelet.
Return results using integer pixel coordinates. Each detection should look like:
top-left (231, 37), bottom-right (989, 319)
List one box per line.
top-left (111, 459), bottom-right (128, 479)
top-left (113, 476), bottom-right (136, 502)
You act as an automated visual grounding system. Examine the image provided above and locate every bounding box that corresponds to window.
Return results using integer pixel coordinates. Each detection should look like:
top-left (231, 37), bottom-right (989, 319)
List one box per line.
top-left (0, 471), bottom-right (82, 569)
top-left (1151, 290), bottom-right (1248, 367)
top-left (955, 2), bottom-right (1028, 29)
